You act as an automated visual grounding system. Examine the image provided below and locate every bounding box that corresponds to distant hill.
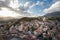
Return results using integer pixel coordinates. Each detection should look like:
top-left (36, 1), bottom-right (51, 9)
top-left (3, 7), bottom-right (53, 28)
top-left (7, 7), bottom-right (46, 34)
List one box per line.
top-left (44, 12), bottom-right (60, 18)
top-left (16, 17), bottom-right (41, 22)
top-left (0, 17), bottom-right (42, 25)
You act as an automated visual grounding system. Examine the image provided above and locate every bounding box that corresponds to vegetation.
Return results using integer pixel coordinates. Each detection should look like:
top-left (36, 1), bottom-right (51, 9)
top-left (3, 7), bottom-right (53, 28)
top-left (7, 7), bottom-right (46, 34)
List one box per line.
top-left (48, 17), bottom-right (60, 21)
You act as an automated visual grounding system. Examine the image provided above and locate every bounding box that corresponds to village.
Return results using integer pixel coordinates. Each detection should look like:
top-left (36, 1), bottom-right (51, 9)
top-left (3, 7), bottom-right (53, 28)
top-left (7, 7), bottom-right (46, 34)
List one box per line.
top-left (0, 17), bottom-right (60, 40)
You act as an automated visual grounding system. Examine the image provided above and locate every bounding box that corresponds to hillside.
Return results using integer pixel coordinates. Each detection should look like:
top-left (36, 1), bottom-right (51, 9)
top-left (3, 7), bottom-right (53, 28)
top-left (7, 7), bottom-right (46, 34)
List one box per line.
top-left (44, 12), bottom-right (60, 18)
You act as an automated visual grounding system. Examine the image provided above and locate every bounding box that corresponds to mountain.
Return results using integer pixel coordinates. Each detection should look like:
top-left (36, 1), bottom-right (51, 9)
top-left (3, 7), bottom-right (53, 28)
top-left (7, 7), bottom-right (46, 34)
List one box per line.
top-left (44, 12), bottom-right (60, 18)
top-left (0, 16), bottom-right (23, 22)
top-left (16, 17), bottom-right (41, 21)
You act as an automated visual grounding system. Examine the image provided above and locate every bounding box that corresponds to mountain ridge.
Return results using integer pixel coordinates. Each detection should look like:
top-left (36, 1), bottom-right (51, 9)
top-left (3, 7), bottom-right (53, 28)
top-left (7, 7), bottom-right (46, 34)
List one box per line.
top-left (44, 12), bottom-right (60, 18)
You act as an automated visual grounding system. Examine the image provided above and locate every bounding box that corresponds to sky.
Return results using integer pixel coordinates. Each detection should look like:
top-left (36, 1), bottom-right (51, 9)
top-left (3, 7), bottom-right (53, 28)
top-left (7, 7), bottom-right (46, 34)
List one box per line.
top-left (0, 0), bottom-right (60, 18)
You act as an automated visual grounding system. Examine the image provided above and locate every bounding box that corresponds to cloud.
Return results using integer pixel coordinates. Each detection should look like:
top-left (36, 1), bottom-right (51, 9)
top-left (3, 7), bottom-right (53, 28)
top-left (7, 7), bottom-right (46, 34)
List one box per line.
top-left (19, 1), bottom-right (45, 17)
top-left (28, 1), bottom-right (45, 8)
top-left (0, 7), bottom-right (22, 18)
top-left (24, 10), bottom-right (33, 14)
top-left (9, 0), bottom-right (20, 10)
top-left (44, 1), bottom-right (60, 13)
top-left (0, 0), bottom-right (5, 1)
top-left (19, 1), bottom-right (35, 11)
top-left (0, 0), bottom-right (32, 19)
top-left (36, 1), bottom-right (45, 6)
top-left (0, 0), bottom-right (10, 7)
top-left (19, 1), bottom-right (45, 16)
top-left (0, 0), bottom-right (45, 18)
top-left (53, 0), bottom-right (60, 2)
top-left (24, 2), bottom-right (33, 8)
top-left (55, 0), bottom-right (60, 1)
top-left (19, 1), bottom-right (45, 11)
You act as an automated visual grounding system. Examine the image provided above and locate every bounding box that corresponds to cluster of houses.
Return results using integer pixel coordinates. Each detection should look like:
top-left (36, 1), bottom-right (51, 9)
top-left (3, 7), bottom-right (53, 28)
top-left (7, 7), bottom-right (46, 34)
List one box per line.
top-left (0, 17), bottom-right (60, 40)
